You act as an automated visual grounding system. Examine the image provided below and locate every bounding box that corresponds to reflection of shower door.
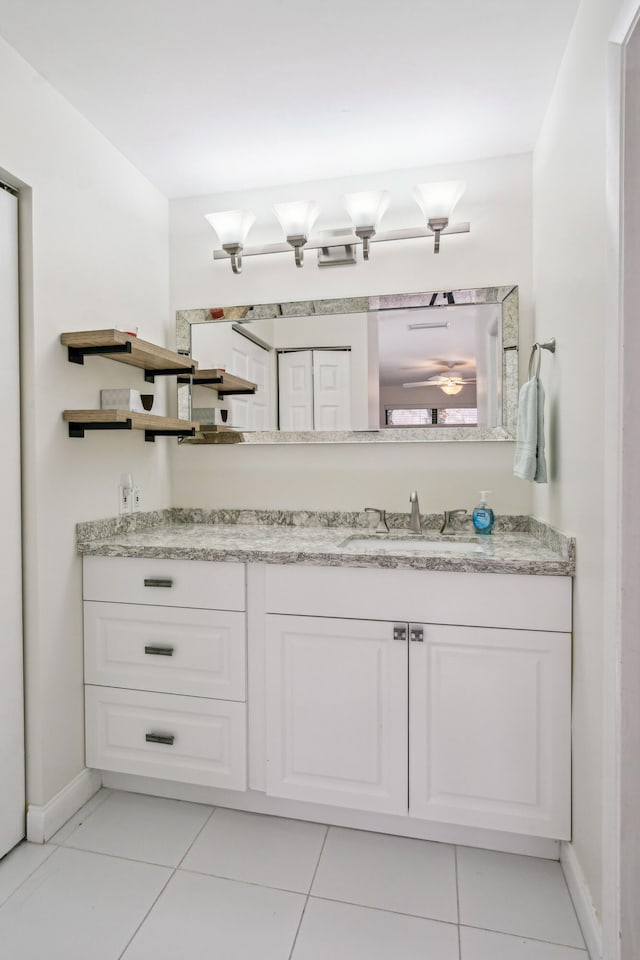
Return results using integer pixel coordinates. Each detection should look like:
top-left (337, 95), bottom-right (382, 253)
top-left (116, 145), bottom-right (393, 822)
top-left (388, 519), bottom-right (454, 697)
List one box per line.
top-left (278, 350), bottom-right (351, 430)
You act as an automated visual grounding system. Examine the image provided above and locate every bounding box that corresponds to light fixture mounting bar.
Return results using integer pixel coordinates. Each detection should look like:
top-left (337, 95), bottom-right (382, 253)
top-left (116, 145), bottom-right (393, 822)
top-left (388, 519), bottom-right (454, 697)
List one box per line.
top-left (212, 222), bottom-right (470, 261)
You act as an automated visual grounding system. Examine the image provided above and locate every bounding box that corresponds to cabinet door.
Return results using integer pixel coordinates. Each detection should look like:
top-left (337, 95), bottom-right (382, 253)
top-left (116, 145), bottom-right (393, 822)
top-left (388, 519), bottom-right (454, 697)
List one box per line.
top-left (265, 615), bottom-right (408, 814)
top-left (409, 624), bottom-right (571, 838)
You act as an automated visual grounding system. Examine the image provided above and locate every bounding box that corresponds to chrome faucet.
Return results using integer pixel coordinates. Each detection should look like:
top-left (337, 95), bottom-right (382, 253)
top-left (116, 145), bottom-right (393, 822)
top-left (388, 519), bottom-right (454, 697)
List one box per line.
top-left (409, 490), bottom-right (422, 534)
top-left (440, 508), bottom-right (469, 535)
top-left (365, 507), bottom-right (389, 533)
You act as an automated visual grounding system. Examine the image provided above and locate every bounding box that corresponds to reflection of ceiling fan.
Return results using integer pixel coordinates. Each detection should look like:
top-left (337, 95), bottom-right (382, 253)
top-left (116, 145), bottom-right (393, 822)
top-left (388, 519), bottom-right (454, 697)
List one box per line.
top-left (403, 371), bottom-right (477, 396)
top-left (402, 357), bottom-right (476, 395)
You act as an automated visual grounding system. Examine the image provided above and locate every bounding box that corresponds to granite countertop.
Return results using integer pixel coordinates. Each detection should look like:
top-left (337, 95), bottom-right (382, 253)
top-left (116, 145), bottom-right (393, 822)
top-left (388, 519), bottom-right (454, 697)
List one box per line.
top-left (76, 509), bottom-right (575, 576)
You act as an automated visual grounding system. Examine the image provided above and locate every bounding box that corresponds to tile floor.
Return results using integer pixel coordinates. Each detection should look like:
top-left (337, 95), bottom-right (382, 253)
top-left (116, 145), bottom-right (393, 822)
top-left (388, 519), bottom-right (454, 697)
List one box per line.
top-left (0, 789), bottom-right (589, 960)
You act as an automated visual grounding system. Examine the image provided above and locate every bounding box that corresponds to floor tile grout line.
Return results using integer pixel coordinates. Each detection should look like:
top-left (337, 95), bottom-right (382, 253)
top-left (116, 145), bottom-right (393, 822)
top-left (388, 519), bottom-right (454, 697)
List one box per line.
top-left (287, 823), bottom-right (330, 960)
top-left (558, 851), bottom-right (590, 953)
top-left (49, 786), bottom-right (113, 846)
top-left (308, 892), bottom-right (459, 927)
top-left (0, 843), bottom-right (58, 909)
top-left (116, 865), bottom-right (178, 960)
top-left (454, 846), bottom-right (462, 960)
top-left (174, 803), bottom-right (218, 870)
top-left (457, 922), bottom-right (588, 952)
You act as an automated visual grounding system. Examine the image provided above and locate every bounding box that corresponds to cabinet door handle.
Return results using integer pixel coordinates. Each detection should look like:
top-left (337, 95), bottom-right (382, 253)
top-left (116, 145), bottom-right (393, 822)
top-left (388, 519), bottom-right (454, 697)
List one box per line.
top-left (409, 624), bottom-right (424, 642)
top-left (144, 645), bottom-right (174, 657)
top-left (393, 624), bottom-right (408, 642)
top-left (143, 578), bottom-right (174, 588)
top-left (145, 732), bottom-right (175, 746)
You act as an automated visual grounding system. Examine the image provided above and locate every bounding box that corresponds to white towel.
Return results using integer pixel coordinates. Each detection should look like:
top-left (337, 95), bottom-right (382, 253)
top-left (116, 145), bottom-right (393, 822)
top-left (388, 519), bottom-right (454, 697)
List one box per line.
top-left (513, 377), bottom-right (547, 483)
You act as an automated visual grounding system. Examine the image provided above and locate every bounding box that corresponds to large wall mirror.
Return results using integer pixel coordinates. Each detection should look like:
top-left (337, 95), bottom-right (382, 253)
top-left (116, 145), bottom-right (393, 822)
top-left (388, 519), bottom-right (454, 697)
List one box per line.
top-left (176, 286), bottom-right (518, 443)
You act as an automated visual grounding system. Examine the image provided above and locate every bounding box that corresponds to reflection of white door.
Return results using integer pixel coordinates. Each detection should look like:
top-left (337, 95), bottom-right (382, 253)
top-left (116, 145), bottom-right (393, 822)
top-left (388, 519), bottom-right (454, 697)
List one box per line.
top-left (313, 351), bottom-right (351, 430)
top-left (228, 331), bottom-right (275, 430)
top-left (278, 352), bottom-right (313, 430)
top-left (278, 349), bottom-right (351, 430)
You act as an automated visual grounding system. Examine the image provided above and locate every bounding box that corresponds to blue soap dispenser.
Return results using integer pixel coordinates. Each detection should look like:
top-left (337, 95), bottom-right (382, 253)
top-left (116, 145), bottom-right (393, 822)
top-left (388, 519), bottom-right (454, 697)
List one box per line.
top-left (472, 490), bottom-right (494, 535)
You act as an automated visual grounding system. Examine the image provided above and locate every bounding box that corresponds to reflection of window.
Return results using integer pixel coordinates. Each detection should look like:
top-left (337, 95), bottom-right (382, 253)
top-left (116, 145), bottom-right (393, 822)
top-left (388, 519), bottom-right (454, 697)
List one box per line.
top-left (438, 408), bottom-right (478, 425)
top-left (385, 407), bottom-right (477, 426)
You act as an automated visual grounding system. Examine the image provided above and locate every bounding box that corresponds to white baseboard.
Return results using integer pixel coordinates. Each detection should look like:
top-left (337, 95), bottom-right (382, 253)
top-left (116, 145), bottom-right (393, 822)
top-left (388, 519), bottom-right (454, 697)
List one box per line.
top-left (102, 771), bottom-right (561, 860)
top-left (561, 841), bottom-right (603, 960)
top-left (26, 768), bottom-right (103, 844)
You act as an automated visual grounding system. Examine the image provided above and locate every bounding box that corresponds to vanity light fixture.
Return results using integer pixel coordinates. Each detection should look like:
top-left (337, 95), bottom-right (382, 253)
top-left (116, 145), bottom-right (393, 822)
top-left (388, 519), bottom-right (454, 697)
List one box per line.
top-left (343, 190), bottom-right (390, 260)
top-left (273, 201), bottom-right (320, 267)
top-left (207, 182), bottom-right (469, 273)
top-left (414, 180), bottom-right (466, 253)
top-left (204, 209), bottom-right (256, 275)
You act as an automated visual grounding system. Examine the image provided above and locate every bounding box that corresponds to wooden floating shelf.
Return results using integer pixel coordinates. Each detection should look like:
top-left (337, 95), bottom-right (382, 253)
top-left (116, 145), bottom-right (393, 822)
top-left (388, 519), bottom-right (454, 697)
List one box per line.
top-left (180, 429), bottom-right (244, 445)
top-left (178, 368), bottom-right (257, 396)
top-left (63, 409), bottom-right (199, 442)
top-left (60, 330), bottom-right (197, 382)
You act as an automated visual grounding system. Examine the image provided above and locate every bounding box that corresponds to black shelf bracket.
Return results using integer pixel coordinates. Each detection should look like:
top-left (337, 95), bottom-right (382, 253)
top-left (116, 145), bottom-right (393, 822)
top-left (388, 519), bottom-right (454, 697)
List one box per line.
top-left (217, 388), bottom-right (257, 397)
top-left (144, 365), bottom-right (195, 383)
top-left (67, 343), bottom-right (133, 365)
top-left (144, 427), bottom-right (197, 442)
top-left (68, 420), bottom-right (133, 438)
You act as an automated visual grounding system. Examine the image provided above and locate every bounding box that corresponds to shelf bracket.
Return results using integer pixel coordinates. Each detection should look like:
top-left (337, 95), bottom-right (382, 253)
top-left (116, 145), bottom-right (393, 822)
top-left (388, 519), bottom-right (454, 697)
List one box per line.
top-left (68, 420), bottom-right (133, 438)
top-left (144, 365), bottom-right (196, 383)
top-left (144, 427), bottom-right (197, 442)
top-left (217, 388), bottom-right (257, 397)
top-left (67, 343), bottom-right (133, 365)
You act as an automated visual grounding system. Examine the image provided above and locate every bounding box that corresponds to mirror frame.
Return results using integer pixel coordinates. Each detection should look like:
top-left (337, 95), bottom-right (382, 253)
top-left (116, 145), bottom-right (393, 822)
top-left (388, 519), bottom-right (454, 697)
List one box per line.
top-left (176, 285), bottom-right (519, 444)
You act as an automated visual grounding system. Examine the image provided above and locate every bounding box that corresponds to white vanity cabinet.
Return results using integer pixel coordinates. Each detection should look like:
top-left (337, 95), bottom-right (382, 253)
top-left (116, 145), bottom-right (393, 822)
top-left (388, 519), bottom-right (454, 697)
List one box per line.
top-left (265, 615), bottom-right (408, 814)
top-left (83, 556), bottom-right (247, 790)
top-left (260, 564), bottom-right (572, 839)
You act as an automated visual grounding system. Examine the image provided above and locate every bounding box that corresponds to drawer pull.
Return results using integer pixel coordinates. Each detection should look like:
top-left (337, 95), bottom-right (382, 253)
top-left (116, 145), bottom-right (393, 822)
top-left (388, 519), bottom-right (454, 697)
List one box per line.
top-left (145, 732), bottom-right (175, 746)
top-left (143, 578), bottom-right (174, 588)
top-left (144, 645), bottom-right (175, 657)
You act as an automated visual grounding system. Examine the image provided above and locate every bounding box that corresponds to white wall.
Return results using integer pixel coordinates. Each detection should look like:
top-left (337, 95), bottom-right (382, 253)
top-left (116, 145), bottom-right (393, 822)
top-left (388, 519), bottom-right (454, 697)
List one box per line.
top-left (169, 154), bottom-right (534, 515)
top-left (532, 0), bottom-right (621, 923)
top-left (0, 38), bottom-right (171, 807)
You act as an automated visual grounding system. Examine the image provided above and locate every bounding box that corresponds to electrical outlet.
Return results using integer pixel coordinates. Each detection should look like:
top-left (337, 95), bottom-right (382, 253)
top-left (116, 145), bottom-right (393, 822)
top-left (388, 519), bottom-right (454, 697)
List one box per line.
top-left (119, 473), bottom-right (133, 514)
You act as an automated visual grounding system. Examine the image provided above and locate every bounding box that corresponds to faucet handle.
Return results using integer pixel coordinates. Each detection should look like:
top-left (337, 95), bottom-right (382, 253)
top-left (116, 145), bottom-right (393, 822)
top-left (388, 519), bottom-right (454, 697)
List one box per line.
top-left (365, 507), bottom-right (390, 533)
top-left (440, 508), bottom-right (469, 535)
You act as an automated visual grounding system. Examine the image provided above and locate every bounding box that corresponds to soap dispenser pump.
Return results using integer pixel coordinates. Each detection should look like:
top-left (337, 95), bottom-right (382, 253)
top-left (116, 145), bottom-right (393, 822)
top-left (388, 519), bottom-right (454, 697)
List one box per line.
top-left (472, 490), bottom-right (495, 535)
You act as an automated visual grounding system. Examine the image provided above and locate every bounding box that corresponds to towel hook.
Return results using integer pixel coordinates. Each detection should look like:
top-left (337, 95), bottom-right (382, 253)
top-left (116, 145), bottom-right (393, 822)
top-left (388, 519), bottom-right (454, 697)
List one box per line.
top-left (528, 337), bottom-right (556, 380)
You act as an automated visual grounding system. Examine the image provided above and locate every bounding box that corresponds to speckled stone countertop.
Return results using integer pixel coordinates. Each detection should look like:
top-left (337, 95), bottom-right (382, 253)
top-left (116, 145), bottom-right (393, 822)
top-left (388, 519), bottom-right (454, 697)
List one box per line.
top-left (77, 509), bottom-right (575, 576)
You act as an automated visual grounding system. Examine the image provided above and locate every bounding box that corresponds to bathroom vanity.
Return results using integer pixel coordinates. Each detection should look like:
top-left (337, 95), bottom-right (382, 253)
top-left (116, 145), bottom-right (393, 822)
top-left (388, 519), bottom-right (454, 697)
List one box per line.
top-left (78, 510), bottom-right (574, 855)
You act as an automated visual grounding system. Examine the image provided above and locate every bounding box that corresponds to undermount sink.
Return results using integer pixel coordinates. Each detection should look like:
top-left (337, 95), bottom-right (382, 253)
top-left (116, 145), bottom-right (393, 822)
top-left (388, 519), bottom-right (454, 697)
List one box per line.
top-left (337, 535), bottom-right (488, 554)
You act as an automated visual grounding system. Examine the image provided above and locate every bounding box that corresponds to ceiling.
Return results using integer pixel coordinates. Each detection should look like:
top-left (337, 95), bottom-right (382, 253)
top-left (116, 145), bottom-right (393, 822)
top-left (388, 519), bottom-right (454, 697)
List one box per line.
top-left (0, 0), bottom-right (580, 198)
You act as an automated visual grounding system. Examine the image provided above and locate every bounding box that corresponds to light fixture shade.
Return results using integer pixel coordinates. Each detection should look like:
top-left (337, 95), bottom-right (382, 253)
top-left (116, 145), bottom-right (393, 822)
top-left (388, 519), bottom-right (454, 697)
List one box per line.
top-left (440, 379), bottom-right (464, 396)
top-left (413, 181), bottom-right (465, 220)
top-left (273, 201), bottom-right (319, 239)
top-left (343, 190), bottom-right (390, 230)
top-left (205, 209), bottom-right (256, 246)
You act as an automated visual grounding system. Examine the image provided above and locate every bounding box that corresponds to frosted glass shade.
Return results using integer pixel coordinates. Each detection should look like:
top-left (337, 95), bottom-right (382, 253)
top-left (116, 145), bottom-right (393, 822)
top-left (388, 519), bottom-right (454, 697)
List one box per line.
top-left (440, 379), bottom-right (464, 396)
top-left (414, 181), bottom-right (465, 220)
top-left (273, 201), bottom-right (319, 239)
top-left (204, 209), bottom-right (256, 246)
top-left (343, 190), bottom-right (390, 230)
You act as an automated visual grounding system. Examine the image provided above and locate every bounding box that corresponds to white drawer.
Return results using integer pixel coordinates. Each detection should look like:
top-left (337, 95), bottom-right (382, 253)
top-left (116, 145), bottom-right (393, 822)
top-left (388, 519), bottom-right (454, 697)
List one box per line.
top-left (263, 564), bottom-right (572, 633)
top-left (83, 556), bottom-right (245, 610)
top-left (84, 602), bottom-right (246, 700)
top-left (85, 685), bottom-right (247, 790)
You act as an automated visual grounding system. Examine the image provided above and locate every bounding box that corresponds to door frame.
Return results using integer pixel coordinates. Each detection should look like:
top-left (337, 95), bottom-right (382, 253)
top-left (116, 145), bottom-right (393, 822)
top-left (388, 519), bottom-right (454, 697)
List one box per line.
top-left (603, 4), bottom-right (640, 958)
